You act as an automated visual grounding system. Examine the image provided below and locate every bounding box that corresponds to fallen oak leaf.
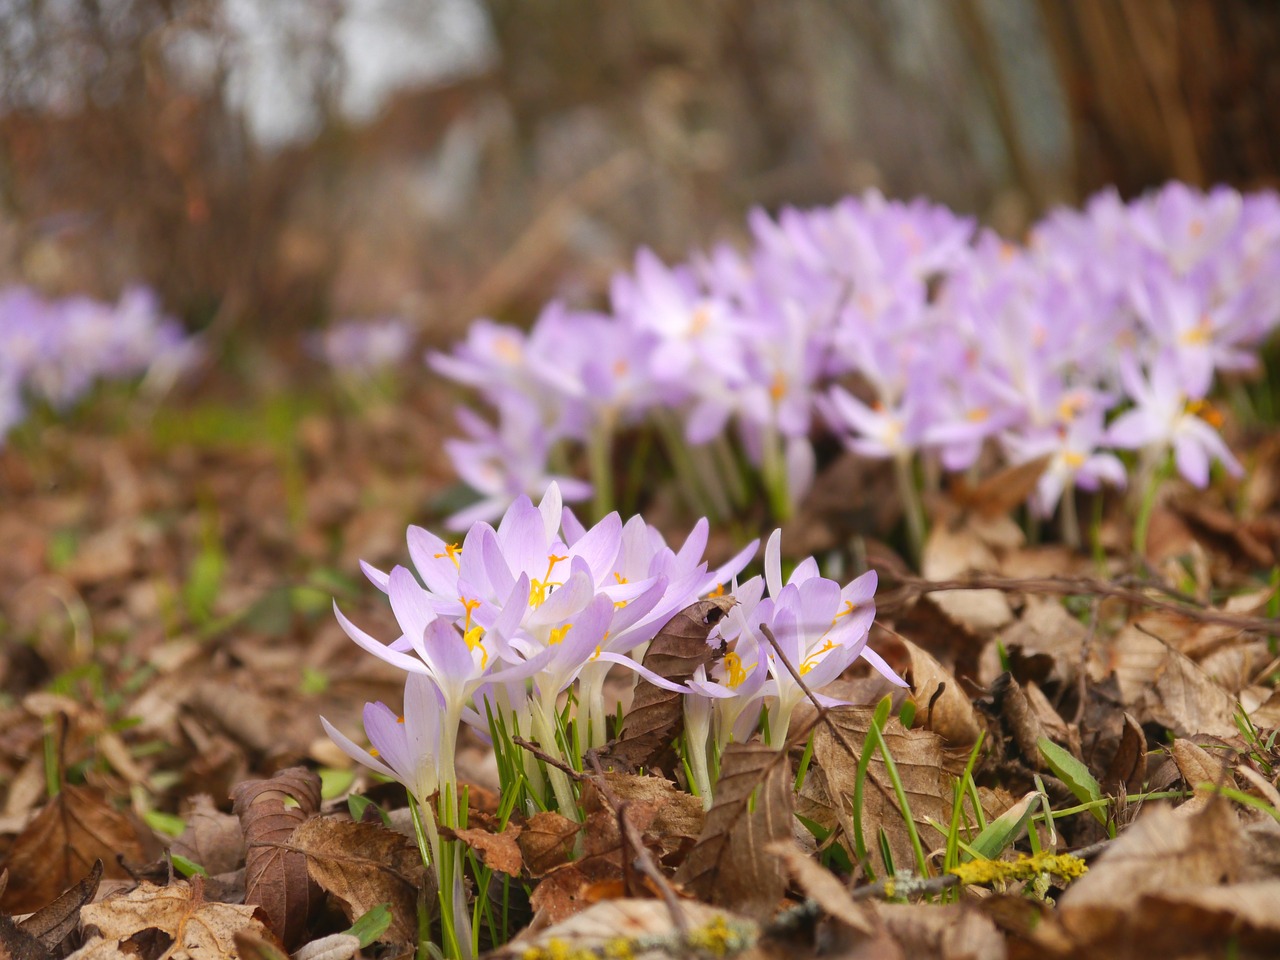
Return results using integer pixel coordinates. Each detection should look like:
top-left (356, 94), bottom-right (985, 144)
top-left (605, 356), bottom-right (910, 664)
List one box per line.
top-left (231, 767), bottom-right (323, 948)
top-left (605, 597), bottom-right (735, 775)
top-left (73, 876), bottom-right (274, 960)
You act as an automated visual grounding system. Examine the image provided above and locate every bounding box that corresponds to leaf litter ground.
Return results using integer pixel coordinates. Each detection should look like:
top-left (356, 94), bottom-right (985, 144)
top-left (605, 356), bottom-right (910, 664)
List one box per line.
top-left (3, 381), bottom-right (1280, 960)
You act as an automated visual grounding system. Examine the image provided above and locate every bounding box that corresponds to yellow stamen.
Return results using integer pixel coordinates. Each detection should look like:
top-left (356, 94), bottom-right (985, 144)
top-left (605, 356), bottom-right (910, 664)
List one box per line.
top-left (613, 573), bottom-right (628, 585)
top-left (369, 747), bottom-right (380, 757)
top-left (769, 373), bottom-right (787, 402)
top-left (800, 640), bottom-right (837, 676)
top-left (493, 336), bottom-right (522, 363)
top-left (433, 542), bottom-right (462, 568)
top-left (724, 651), bottom-right (747, 688)
top-left (590, 645), bottom-right (602, 661)
top-left (690, 306), bottom-right (711, 336)
top-left (966, 406), bottom-right (990, 423)
top-left (613, 359), bottom-right (628, 376)
top-left (461, 597), bottom-right (481, 634)
top-left (396, 716), bottom-right (405, 724)
top-left (1063, 450), bottom-right (1086, 469)
top-left (833, 600), bottom-right (857, 623)
top-left (1179, 315), bottom-right (1213, 346)
top-left (463, 625), bottom-right (489, 667)
top-left (1189, 218), bottom-right (1204, 238)
top-left (708, 582), bottom-right (726, 598)
top-left (1186, 398), bottom-right (1224, 428)
top-left (548, 623), bottom-right (573, 645)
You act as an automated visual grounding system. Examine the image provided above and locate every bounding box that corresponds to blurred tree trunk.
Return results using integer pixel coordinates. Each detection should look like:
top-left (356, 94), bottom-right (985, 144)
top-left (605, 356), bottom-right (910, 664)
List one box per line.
top-left (1039, 0), bottom-right (1280, 196)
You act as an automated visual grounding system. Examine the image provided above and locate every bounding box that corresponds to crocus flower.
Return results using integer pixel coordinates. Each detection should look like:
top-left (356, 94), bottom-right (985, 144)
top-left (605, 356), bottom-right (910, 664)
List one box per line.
top-left (1106, 352), bottom-right (1243, 487)
top-left (321, 673), bottom-right (444, 802)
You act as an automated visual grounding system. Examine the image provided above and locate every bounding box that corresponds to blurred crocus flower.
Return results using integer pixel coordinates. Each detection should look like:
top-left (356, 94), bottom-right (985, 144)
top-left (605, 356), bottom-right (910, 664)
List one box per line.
top-left (311, 317), bottom-right (412, 377)
top-left (1106, 352), bottom-right (1243, 487)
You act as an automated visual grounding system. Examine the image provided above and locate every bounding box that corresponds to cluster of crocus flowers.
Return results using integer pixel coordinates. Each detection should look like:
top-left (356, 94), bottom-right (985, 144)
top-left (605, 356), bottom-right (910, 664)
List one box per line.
top-left (430, 183), bottom-right (1280, 534)
top-left (0, 285), bottom-right (200, 444)
top-left (322, 483), bottom-right (905, 810)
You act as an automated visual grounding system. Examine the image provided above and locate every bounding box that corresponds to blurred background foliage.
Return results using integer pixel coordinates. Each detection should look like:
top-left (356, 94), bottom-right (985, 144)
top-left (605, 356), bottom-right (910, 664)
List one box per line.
top-left (0, 0), bottom-right (1276, 356)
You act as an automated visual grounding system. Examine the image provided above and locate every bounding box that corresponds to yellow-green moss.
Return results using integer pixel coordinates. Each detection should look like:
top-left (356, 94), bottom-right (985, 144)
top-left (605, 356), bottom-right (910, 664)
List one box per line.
top-left (949, 852), bottom-right (1088, 888)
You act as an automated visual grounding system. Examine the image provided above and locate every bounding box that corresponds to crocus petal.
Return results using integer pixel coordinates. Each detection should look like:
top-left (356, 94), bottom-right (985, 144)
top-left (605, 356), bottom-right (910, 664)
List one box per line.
top-left (764, 528), bottom-right (784, 601)
top-left (388, 566), bottom-right (437, 652)
top-left (334, 600), bottom-right (429, 674)
top-left (859, 646), bottom-right (909, 687)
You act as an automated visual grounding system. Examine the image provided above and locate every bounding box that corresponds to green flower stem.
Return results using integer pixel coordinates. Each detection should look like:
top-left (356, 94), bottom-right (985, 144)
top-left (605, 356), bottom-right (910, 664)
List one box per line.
top-left (588, 419), bottom-right (616, 521)
top-left (655, 411), bottom-right (718, 520)
top-left (1059, 479), bottom-right (1080, 550)
top-left (1133, 448), bottom-right (1172, 557)
top-left (531, 699), bottom-right (581, 820)
top-left (760, 425), bottom-right (792, 522)
top-left (894, 453), bottom-right (926, 565)
top-left (712, 434), bottom-right (748, 508)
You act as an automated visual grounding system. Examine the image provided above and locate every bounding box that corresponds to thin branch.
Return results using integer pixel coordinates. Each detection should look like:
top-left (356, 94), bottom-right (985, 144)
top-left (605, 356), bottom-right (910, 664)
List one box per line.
top-left (886, 574), bottom-right (1280, 637)
top-left (585, 752), bottom-right (690, 938)
top-left (512, 736), bottom-right (586, 782)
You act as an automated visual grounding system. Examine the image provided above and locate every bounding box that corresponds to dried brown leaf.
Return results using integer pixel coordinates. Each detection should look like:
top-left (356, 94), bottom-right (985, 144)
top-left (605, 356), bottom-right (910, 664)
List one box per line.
top-left (1107, 625), bottom-right (1239, 739)
top-left (949, 455), bottom-right (1052, 520)
top-left (766, 841), bottom-right (874, 935)
top-left (289, 816), bottom-right (426, 945)
top-left (231, 767), bottom-right (323, 948)
top-left (231, 931), bottom-right (291, 960)
top-left (921, 517), bottom-right (1016, 634)
top-left (805, 706), bottom-right (957, 878)
top-left (579, 774), bottom-right (705, 862)
top-left (528, 857), bottom-right (621, 926)
top-left (1060, 801), bottom-right (1243, 921)
top-left (450, 825), bottom-right (523, 877)
top-left (171, 795), bottom-right (245, 877)
top-left (0, 785), bottom-right (158, 913)
top-left (868, 901), bottom-right (1006, 960)
top-left (18, 859), bottom-right (102, 951)
top-left (0, 915), bottom-right (49, 960)
top-left (1100, 713), bottom-right (1147, 794)
top-left (673, 741), bottom-right (791, 920)
top-left (517, 812), bottom-right (581, 877)
top-left (607, 597), bottom-right (735, 774)
top-left (1170, 739), bottom-right (1235, 794)
top-left (896, 636), bottom-right (982, 745)
top-left (74, 876), bottom-right (272, 960)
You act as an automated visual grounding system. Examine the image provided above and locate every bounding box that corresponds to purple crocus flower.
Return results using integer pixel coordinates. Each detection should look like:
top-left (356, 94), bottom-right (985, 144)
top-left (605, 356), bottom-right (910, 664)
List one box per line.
top-left (321, 673), bottom-right (445, 802)
top-left (1106, 352), bottom-right (1243, 487)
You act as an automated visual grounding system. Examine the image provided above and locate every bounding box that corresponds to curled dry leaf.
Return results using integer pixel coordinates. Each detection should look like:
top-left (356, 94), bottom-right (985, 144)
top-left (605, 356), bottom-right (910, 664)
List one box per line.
top-left (171, 795), bottom-right (246, 877)
top-left (231, 766), bottom-right (323, 948)
top-left (493, 898), bottom-right (757, 960)
top-left (72, 876), bottom-right (273, 960)
top-left (289, 816), bottom-right (428, 945)
top-left (920, 514), bottom-right (1018, 634)
top-left (0, 785), bottom-right (158, 914)
top-left (1099, 713), bottom-right (1147, 794)
top-left (766, 841), bottom-right (874, 936)
top-left (673, 741), bottom-right (792, 920)
top-left (18, 859), bottom-right (102, 952)
top-left (894, 635), bottom-right (981, 746)
top-left (606, 597), bottom-right (735, 774)
top-left (517, 812), bottom-right (581, 877)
